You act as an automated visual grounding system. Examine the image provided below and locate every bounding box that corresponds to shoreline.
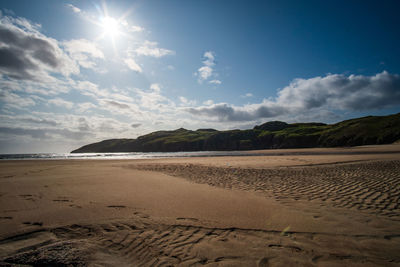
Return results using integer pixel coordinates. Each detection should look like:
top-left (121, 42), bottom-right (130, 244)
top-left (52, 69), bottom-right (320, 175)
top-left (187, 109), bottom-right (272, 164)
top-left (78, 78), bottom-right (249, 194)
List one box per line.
top-left (2, 143), bottom-right (400, 161)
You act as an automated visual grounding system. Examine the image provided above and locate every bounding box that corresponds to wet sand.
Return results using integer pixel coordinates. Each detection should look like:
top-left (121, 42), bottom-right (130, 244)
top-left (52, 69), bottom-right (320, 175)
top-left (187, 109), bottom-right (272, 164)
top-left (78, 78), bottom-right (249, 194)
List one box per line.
top-left (0, 144), bottom-right (400, 266)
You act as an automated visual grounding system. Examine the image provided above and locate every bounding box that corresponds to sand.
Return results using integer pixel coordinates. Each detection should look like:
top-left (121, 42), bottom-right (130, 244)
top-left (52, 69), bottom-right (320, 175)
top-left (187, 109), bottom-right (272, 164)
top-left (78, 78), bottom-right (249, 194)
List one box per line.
top-left (0, 145), bottom-right (399, 266)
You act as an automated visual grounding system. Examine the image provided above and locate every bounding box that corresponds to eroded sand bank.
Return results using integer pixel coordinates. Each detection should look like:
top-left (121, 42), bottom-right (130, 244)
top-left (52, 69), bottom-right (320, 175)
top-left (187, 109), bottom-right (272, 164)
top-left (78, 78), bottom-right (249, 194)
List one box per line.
top-left (0, 145), bottom-right (400, 266)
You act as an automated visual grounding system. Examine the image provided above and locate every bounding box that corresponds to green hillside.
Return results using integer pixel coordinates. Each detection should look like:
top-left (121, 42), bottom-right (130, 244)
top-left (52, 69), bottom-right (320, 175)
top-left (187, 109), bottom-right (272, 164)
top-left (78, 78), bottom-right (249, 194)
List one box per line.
top-left (71, 113), bottom-right (400, 153)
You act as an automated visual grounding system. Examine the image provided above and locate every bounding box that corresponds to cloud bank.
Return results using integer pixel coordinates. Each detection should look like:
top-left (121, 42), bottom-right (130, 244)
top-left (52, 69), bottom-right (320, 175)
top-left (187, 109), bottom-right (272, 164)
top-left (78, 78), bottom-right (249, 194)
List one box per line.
top-left (0, 15), bottom-right (78, 81)
top-left (188, 71), bottom-right (400, 121)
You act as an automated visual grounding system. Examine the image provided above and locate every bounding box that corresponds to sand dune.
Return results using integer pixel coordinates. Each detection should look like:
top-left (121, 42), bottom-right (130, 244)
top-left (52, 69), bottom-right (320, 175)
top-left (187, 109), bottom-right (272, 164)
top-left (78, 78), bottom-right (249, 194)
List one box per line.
top-left (0, 145), bottom-right (400, 266)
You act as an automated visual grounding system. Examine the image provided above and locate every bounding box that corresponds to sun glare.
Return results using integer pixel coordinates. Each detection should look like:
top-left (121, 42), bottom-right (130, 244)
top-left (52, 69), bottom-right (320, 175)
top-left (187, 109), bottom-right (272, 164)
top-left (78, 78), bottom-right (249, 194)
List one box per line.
top-left (101, 16), bottom-right (119, 37)
top-left (91, 2), bottom-right (136, 52)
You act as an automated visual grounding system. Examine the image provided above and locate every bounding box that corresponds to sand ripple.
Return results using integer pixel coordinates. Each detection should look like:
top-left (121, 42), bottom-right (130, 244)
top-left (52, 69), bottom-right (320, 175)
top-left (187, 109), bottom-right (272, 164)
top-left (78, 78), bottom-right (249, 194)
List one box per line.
top-left (132, 160), bottom-right (400, 219)
top-left (2, 218), bottom-right (400, 266)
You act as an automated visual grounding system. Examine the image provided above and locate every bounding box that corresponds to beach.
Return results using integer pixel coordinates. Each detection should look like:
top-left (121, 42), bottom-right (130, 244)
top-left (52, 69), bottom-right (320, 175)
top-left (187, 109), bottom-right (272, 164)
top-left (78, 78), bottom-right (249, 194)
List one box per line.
top-left (0, 145), bottom-right (400, 266)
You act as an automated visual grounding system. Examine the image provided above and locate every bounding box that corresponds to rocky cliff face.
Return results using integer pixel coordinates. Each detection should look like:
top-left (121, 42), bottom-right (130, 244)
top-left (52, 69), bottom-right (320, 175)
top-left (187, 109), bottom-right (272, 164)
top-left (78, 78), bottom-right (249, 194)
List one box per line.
top-left (72, 113), bottom-right (400, 153)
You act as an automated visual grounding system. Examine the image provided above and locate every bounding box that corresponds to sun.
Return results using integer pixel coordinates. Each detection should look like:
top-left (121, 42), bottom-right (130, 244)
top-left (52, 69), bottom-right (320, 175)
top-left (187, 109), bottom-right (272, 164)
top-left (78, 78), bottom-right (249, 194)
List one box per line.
top-left (101, 16), bottom-right (120, 37)
top-left (90, 2), bottom-right (136, 52)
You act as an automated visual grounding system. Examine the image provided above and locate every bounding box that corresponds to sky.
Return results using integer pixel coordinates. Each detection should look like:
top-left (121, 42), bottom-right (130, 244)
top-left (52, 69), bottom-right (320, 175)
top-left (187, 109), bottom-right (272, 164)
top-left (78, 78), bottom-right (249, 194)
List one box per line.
top-left (0, 0), bottom-right (400, 153)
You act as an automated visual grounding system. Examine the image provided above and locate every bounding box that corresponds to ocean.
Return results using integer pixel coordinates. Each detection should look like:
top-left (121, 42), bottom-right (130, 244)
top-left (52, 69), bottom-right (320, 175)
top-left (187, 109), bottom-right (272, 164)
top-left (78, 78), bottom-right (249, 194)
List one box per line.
top-left (0, 151), bottom-right (251, 160)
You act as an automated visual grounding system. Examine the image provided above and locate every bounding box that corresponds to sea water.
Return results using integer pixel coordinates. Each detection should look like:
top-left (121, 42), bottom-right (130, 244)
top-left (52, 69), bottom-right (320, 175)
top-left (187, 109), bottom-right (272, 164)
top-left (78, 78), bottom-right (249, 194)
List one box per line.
top-left (0, 151), bottom-right (251, 160)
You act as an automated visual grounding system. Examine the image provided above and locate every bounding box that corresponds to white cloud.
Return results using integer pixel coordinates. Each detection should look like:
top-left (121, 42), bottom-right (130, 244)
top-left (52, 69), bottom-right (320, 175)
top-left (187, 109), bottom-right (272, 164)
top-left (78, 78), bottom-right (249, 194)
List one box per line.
top-left (66, 4), bottom-right (81, 13)
top-left (203, 100), bottom-right (214, 105)
top-left (203, 51), bottom-right (215, 65)
top-left (241, 93), bottom-right (253, 98)
top-left (74, 80), bottom-right (105, 98)
top-left (48, 98), bottom-right (74, 109)
top-left (120, 19), bottom-right (144, 33)
top-left (0, 114), bottom-right (58, 127)
top-left (196, 51), bottom-right (221, 84)
top-left (77, 102), bottom-right (97, 113)
top-left (198, 66), bottom-right (213, 81)
top-left (124, 58), bottom-right (142, 72)
top-left (187, 71), bottom-right (400, 122)
top-left (179, 96), bottom-right (196, 106)
top-left (129, 25), bottom-right (144, 32)
top-left (0, 74), bottom-right (75, 96)
top-left (150, 83), bottom-right (161, 92)
top-left (134, 86), bottom-right (175, 112)
top-left (73, 80), bottom-right (139, 114)
top-left (0, 91), bottom-right (35, 109)
top-left (39, 112), bottom-right (133, 136)
top-left (98, 100), bottom-right (141, 117)
top-left (209, 79), bottom-right (222, 85)
top-left (101, 100), bottom-right (130, 110)
top-left (64, 39), bottom-right (104, 69)
top-left (2, 14), bottom-right (41, 33)
top-left (135, 41), bottom-right (174, 58)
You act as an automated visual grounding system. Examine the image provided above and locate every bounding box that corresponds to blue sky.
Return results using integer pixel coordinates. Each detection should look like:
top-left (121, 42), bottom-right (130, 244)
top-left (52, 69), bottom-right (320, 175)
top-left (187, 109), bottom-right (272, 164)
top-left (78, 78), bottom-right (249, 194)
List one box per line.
top-left (0, 0), bottom-right (400, 153)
